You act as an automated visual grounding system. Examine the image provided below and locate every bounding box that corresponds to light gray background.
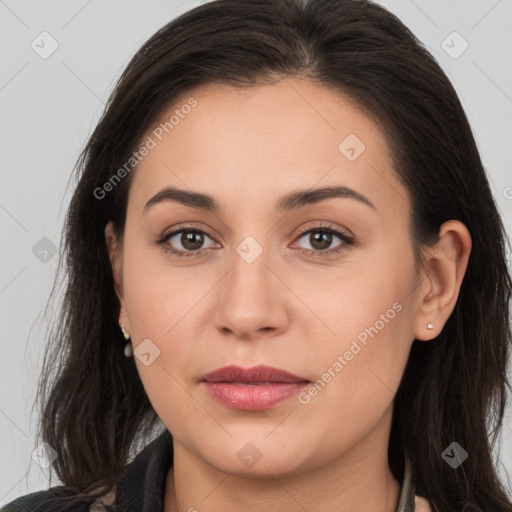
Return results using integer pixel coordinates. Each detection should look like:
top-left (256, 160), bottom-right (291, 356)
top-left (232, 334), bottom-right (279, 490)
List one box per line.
top-left (1, 0), bottom-right (511, 505)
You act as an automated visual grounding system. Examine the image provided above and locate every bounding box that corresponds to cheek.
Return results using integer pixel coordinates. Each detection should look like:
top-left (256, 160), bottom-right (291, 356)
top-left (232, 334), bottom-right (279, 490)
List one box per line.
top-left (294, 256), bottom-right (414, 418)
top-left (122, 255), bottom-right (206, 434)
top-left (290, 293), bottom-right (411, 467)
top-left (122, 237), bottom-right (210, 337)
top-left (311, 291), bottom-right (410, 398)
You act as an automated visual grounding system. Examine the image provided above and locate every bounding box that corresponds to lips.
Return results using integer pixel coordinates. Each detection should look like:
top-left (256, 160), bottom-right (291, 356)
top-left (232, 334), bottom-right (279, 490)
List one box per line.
top-left (202, 364), bottom-right (309, 384)
top-left (201, 365), bottom-right (310, 411)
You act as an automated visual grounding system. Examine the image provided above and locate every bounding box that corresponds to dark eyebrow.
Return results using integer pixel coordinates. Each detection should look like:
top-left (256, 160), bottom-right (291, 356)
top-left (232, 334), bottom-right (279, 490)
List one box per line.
top-left (144, 187), bottom-right (219, 213)
top-left (143, 185), bottom-right (376, 213)
top-left (277, 185), bottom-right (376, 212)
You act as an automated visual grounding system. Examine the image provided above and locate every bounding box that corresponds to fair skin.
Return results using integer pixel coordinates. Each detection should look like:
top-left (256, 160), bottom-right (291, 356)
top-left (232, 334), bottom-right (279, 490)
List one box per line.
top-left (105, 77), bottom-right (471, 512)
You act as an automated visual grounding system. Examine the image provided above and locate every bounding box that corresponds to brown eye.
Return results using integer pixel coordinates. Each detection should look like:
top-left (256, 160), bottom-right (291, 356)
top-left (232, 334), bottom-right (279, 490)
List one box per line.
top-left (160, 228), bottom-right (217, 256)
top-left (297, 229), bottom-right (342, 252)
top-left (294, 224), bottom-right (355, 258)
top-left (179, 231), bottom-right (206, 251)
top-left (308, 231), bottom-right (333, 250)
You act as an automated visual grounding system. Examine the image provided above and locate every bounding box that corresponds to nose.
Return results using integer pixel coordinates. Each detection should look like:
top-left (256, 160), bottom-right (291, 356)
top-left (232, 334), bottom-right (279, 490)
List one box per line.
top-left (213, 244), bottom-right (289, 341)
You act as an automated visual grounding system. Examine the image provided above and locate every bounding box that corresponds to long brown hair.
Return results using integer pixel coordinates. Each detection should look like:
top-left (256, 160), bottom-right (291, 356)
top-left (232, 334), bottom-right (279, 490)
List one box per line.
top-left (22, 0), bottom-right (512, 510)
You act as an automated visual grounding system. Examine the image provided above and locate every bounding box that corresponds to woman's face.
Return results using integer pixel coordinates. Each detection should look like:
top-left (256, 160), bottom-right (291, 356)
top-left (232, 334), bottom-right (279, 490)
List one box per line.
top-left (107, 78), bottom-right (428, 477)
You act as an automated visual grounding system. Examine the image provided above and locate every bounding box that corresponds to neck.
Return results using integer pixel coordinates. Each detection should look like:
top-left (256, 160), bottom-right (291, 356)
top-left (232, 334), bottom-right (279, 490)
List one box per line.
top-left (164, 408), bottom-right (401, 512)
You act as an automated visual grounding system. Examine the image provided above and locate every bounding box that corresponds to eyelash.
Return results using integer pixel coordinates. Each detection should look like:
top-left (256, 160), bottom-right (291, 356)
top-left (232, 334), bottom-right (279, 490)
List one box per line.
top-left (155, 222), bottom-right (355, 259)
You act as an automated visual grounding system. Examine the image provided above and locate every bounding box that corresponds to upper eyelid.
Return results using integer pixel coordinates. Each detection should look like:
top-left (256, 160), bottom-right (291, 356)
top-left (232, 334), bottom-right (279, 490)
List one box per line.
top-left (296, 222), bottom-right (349, 236)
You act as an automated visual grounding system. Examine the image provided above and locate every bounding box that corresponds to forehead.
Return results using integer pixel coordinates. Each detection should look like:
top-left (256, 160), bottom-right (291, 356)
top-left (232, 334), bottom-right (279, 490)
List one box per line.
top-left (128, 78), bottom-right (408, 219)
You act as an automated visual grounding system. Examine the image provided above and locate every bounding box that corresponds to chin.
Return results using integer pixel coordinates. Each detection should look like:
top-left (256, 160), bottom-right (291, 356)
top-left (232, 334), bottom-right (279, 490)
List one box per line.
top-left (198, 440), bottom-right (313, 478)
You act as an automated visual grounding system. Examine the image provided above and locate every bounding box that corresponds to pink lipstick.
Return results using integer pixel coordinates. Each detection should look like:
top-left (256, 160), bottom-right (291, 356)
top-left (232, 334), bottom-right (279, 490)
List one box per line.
top-left (201, 364), bottom-right (310, 411)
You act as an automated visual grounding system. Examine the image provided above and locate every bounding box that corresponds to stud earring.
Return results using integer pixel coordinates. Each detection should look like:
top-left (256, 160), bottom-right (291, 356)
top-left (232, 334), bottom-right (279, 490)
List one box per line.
top-left (427, 322), bottom-right (434, 330)
top-left (120, 324), bottom-right (133, 357)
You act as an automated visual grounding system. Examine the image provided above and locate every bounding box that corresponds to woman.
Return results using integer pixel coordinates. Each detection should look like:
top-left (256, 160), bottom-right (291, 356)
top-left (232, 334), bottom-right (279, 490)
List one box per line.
top-left (3, 0), bottom-right (511, 511)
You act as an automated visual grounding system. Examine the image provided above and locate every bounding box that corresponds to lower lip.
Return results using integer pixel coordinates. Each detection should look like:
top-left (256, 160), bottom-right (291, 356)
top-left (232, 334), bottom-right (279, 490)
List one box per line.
top-left (202, 382), bottom-right (309, 410)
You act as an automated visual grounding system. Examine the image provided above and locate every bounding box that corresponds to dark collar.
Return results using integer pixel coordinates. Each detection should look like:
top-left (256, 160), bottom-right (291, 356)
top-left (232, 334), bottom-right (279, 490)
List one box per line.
top-left (111, 429), bottom-right (174, 511)
top-left (99, 429), bottom-right (415, 512)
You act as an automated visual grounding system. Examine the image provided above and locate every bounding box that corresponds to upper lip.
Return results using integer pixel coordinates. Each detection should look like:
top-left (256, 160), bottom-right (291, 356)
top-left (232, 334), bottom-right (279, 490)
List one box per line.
top-left (202, 364), bottom-right (309, 383)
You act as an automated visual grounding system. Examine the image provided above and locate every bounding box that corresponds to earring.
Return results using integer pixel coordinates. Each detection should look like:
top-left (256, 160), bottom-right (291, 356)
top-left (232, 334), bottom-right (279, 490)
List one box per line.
top-left (427, 322), bottom-right (434, 330)
top-left (120, 324), bottom-right (133, 357)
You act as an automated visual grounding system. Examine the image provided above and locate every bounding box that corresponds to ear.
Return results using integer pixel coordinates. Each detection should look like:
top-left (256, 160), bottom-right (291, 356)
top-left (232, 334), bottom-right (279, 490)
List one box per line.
top-left (413, 220), bottom-right (472, 341)
top-left (105, 221), bottom-right (130, 333)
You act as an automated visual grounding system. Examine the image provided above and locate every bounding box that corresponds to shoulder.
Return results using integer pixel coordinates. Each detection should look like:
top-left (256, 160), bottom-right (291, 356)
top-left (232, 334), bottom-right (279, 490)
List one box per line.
top-left (1, 487), bottom-right (90, 512)
top-left (1, 484), bottom-right (116, 512)
top-left (2, 429), bottom-right (172, 512)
